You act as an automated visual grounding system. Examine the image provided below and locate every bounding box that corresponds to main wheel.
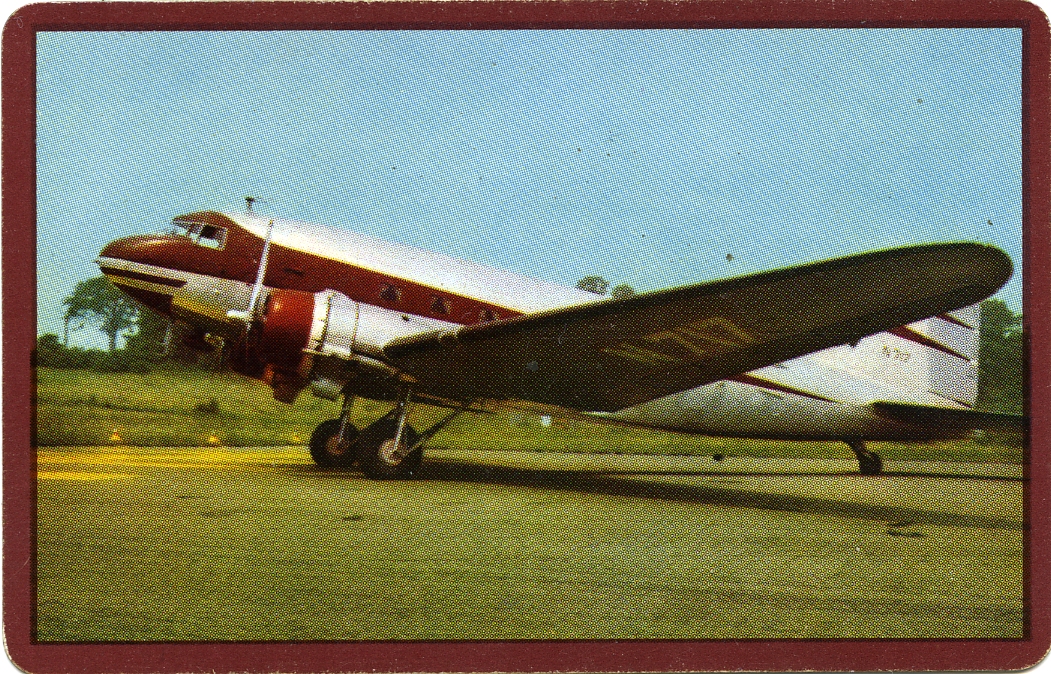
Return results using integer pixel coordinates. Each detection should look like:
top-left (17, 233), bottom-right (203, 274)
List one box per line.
top-left (358, 418), bottom-right (422, 479)
top-left (309, 419), bottom-right (359, 468)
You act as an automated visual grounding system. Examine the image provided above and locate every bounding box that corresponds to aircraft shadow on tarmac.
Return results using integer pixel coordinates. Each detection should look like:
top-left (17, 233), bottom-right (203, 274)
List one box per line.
top-left (302, 460), bottom-right (1023, 531)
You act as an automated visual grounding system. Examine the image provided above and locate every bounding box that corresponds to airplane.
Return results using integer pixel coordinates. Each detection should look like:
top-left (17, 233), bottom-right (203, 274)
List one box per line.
top-left (95, 198), bottom-right (1023, 479)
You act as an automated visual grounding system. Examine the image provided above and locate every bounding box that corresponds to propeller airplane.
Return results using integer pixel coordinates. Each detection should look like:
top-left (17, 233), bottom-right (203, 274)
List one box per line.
top-left (96, 200), bottom-right (1022, 478)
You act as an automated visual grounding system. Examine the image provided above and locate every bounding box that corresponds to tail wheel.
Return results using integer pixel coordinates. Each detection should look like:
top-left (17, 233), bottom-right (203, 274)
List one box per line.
top-left (858, 452), bottom-right (883, 475)
top-left (359, 418), bottom-right (422, 480)
top-left (309, 419), bottom-right (359, 468)
top-left (847, 439), bottom-right (883, 476)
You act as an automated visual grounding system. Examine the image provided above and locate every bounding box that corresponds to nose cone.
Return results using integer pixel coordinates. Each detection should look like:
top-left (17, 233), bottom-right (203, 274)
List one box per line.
top-left (97, 235), bottom-right (187, 316)
top-left (99, 235), bottom-right (158, 263)
top-left (97, 234), bottom-right (189, 269)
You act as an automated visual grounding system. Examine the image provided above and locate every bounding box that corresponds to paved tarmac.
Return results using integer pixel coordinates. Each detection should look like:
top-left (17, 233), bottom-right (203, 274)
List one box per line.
top-left (35, 446), bottom-right (1025, 641)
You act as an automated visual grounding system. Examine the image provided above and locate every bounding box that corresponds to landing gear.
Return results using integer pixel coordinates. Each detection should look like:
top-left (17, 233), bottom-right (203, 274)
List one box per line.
top-left (309, 419), bottom-right (359, 467)
top-left (358, 417), bottom-right (422, 479)
top-left (310, 386), bottom-right (468, 479)
top-left (358, 387), bottom-right (422, 479)
top-left (309, 393), bottom-right (359, 468)
top-left (847, 439), bottom-right (883, 475)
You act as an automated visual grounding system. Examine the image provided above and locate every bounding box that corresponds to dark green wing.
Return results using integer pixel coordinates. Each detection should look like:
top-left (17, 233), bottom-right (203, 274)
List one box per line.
top-left (385, 243), bottom-right (1012, 412)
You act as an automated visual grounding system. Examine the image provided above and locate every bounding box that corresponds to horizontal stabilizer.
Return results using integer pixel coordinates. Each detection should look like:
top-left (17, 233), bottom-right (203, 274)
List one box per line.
top-left (385, 243), bottom-right (1012, 412)
top-left (870, 401), bottom-right (1025, 433)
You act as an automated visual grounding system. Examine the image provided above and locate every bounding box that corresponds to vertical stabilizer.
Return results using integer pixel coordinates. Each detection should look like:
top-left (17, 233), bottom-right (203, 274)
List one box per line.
top-left (813, 304), bottom-right (981, 408)
top-left (919, 305), bottom-right (981, 407)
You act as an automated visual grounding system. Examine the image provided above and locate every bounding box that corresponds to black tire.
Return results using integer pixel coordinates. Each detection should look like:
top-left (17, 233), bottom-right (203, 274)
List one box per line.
top-left (309, 419), bottom-right (358, 468)
top-left (358, 418), bottom-right (422, 479)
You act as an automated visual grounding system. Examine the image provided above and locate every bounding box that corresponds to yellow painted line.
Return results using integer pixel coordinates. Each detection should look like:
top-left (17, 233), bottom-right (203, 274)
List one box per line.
top-left (37, 451), bottom-right (312, 471)
top-left (38, 471), bottom-right (134, 481)
top-left (38, 449), bottom-right (305, 460)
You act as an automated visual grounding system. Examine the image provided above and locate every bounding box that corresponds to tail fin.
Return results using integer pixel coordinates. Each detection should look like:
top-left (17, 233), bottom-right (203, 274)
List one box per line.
top-left (914, 304), bottom-right (981, 407)
top-left (816, 304), bottom-right (981, 408)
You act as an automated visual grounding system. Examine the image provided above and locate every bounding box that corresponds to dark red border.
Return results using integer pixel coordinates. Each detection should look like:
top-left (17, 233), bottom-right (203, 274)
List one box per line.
top-left (5, 2), bottom-right (1049, 672)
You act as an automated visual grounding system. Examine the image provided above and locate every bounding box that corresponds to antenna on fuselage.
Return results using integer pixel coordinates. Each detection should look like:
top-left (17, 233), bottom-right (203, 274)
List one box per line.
top-left (227, 218), bottom-right (275, 325)
top-left (245, 196), bottom-right (260, 213)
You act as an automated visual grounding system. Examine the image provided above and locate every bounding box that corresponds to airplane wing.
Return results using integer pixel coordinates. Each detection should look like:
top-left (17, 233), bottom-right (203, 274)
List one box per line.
top-left (869, 401), bottom-right (1025, 433)
top-left (384, 243), bottom-right (1012, 412)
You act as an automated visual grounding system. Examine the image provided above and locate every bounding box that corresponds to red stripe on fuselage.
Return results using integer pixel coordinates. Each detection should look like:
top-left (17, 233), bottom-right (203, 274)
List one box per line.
top-left (266, 242), bottom-right (525, 325)
top-left (137, 211), bottom-right (526, 326)
top-left (727, 373), bottom-right (839, 404)
top-left (936, 312), bottom-right (975, 330)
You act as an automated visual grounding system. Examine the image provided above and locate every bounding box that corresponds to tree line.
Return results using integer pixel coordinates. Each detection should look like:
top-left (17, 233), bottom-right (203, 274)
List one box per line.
top-left (37, 276), bottom-right (217, 373)
top-left (37, 275), bottom-right (1024, 414)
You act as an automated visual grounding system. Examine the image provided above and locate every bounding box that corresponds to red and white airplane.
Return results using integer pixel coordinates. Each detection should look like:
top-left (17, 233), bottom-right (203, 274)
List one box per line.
top-left (96, 201), bottom-right (1021, 478)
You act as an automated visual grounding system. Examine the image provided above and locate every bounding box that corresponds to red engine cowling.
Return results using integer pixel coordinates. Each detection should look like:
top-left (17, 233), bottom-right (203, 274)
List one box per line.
top-left (228, 288), bottom-right (319, 402)
top-left (258, 289), bottom-right (317, 369)
top-left (228, 287), bottom-right (417, 403)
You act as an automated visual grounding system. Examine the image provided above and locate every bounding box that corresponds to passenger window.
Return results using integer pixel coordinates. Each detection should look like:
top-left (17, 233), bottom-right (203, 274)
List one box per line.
top-left (430, 295), bottom-right (451, 315)
top-left (195, 225), bottom-right (226, 250)
top-left (479, 308), bottom-right (500, 323)
top-left (379, 283), bottom-right (402, 303)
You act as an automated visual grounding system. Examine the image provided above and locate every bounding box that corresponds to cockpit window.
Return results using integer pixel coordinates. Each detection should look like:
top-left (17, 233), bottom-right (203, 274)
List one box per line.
top-left (195, 224), bottom-right (226, 249)
top-left (167, 219), bottom-right (226, 250)
top-left (168, 220), bottom-right (196, 238)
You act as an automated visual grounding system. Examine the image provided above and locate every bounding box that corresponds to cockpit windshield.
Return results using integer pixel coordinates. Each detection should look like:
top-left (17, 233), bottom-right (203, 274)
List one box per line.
top-left (167, 220), bottom-right (196, 238)
top-left (166, 219), bottom-right (226, 250)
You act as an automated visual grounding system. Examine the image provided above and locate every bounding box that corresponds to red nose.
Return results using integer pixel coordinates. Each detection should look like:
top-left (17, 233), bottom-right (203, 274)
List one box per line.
top-left (98, 235), bottom-right (172, 265)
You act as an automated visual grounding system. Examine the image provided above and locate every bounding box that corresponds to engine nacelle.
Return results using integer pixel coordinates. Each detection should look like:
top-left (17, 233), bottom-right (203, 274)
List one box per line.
top-left (230, 288), bottom-right (447, 403)
top-left (259, 288), bottom-right (320, 370)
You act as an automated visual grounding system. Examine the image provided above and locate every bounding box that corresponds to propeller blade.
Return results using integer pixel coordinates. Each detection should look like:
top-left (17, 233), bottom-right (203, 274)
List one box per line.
top-left (228, 218), bottom-right (274, 325)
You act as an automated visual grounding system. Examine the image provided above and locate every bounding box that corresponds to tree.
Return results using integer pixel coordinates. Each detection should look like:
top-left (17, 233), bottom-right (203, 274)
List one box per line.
top-left (122, 306), bottom-right (169, 359)
top-left (576, 275), bottom-right (609, 295)
top-left (63, 276), bottom-right (139, 352)
top-left (611, 284), bottom-right (635, 300)
top-left (976, 299), bottom-right (1023, 414)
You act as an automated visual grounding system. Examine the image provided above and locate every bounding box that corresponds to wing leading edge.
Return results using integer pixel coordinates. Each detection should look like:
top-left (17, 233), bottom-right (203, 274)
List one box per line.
top-left (384, 243), bottom-right (1012, 412)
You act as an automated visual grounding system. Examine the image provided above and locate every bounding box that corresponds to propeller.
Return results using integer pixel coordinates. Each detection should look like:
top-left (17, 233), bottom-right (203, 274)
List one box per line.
top-left (227, 218), bottom-right (275, 326)
top-left (220, 217), bottom-right (275, 378)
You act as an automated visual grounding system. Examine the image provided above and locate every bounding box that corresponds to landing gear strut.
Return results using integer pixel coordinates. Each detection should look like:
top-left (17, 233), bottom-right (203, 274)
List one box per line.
top-left (309, 387), bottom-right (470, 479)
top-left (847, 439), bottom-right (883, 475)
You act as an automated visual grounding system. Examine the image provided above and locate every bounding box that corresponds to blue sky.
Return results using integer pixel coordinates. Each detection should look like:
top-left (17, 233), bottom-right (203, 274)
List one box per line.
top-left (37, 28), bottom-right (1022, 346)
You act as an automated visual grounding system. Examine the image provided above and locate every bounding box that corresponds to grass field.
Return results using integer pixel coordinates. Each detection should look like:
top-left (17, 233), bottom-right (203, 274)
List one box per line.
top-left (35, 367), bottom-right (1023, 463)
top-left (36, 445), bottom-right (1024, 641)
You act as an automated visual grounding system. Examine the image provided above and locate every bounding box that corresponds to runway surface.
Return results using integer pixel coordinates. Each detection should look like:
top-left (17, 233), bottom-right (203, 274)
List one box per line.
top-left (36, 446), bottom-right (1024, 641)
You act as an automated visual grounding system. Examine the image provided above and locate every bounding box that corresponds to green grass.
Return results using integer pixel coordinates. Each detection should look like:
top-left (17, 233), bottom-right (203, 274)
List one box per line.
top-left (34, 367), bottom-right (1023, 463)
top-left (35, 446), bottom-right (1023, 640)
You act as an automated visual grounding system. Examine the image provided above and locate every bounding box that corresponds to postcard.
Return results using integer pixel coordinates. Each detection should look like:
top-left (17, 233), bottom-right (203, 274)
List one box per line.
top-left (6, 1), bottom-right (1048, 672)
